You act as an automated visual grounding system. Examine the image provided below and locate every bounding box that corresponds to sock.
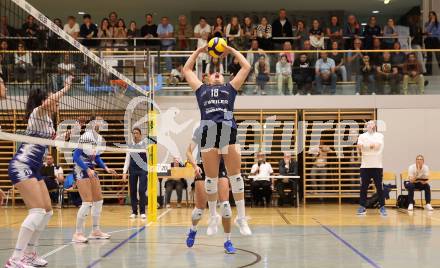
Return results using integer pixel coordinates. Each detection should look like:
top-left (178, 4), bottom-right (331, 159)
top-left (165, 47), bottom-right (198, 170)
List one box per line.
top-left (208, 200), bottom-right (217, 217)
top-left (225, 233), bottom-right (231, 242)
top-left (235, 199), bottom-right (246, 219)
top-left (91, 200), bottom-right (104, 231)
top-left (25, 210), bottom-right (53, 254)
top-left (76, 202), bottom-right (92, 234)
top-left (12, 208), bottom-right (46, 260)
top-left (190, 225), bottom-right (197, 231)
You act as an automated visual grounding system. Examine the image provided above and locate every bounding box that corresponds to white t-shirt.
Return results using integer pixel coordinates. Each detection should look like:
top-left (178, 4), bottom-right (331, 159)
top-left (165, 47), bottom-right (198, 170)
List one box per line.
top-left (63, 23), bottom-right (80, 36)
top-left (194, 24), bottom-right (211, 61)
top-left (408, 164), bottom-right (429, 180)
top-left (251, 162), bottom-right (273, 181)
top-left (357, 132), bottom-right (384, 168)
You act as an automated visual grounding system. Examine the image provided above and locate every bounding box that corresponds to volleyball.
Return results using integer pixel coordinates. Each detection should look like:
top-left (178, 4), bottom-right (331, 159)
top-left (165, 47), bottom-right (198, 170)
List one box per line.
top-left (208, 37), bottom-right (227, 58)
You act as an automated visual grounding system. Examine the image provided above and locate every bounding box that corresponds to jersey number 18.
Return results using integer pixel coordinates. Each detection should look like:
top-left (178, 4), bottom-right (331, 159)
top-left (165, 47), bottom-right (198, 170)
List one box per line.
top-left (211, 89), bottom-right (219, 97)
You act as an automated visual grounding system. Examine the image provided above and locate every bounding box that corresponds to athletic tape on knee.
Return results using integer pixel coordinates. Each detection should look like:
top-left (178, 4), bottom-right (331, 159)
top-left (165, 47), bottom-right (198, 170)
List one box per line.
top-left (21, 208), bottom-right (46, 232)
top-left (78, 202), bottom-right (92, 218)
top-left (229, 174), bottom-right (244, 194)
top-left (191, 208), bottom-right (204, 221)
top-left (220, 201), bottom-right (232, 219)
top-left (91, 200), bottom-right (104, 217)
top-left (205, 177), bottom-right (218, 194)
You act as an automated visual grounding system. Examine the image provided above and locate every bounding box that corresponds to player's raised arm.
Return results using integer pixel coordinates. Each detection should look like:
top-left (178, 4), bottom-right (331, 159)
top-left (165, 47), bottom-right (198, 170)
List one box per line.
top-left (227, 46), bottom-right (251, 90)
top-left (182, 46), bottom-right (206, 91)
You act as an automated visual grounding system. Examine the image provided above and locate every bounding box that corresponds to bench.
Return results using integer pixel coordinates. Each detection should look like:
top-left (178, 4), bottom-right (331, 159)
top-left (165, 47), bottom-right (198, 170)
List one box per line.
top-left (400, 170), bottom-right (440, 207)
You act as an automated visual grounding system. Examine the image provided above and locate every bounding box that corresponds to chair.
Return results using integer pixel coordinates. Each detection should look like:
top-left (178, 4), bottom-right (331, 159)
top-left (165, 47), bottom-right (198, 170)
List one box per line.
top-left (400, 170), bottom-right (427, 207)
top-left (382, 171), bottom-right (397, 207)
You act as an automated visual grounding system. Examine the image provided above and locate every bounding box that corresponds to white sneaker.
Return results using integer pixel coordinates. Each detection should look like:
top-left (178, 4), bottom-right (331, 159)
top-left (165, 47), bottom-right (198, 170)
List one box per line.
top-left (166, 204), bottom-right (171, 208)
top-left (5, 258), bottom-right (35, 268)
top-left (355, 92), bottom-right (360, 95)
top-left (426, 204), bottom-right (434, 211)
top-left (22, 251), bottom-right (48, 267)
top-left (89, 230), bottom-right (111, 240)
top-left (234, 217), bottom-right (252, 236)
top-left (408, 204), bottom-right (414, 211)
top-left (72, 232), bottom-right (88, 243)
top-left (129, 214), bottom-right (137, 219)
top-left (176, 203), bottom-right (182, 208)
top-left (140, 214), bottom-right (146, 219)
top-left (206, 214), bottom-right (221, 236)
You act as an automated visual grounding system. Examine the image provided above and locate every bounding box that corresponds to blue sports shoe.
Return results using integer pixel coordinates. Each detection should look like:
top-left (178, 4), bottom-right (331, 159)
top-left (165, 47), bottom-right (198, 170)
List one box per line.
top-left (379, 206), bottom-right (387, 216)
top-left (357, 206), bottom-right (367, 215)
top-left (224, 240), bottom-right (237, 254)
top-left (186, 229), bottom-right (197, 248)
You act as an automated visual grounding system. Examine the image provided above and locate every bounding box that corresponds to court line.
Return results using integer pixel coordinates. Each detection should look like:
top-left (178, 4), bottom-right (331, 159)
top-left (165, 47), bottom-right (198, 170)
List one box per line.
top-left (86, 209), bottom-right (171, 268)
top-left (276, 208), bottom-right (291, 225)
top-left (312, 218), bottom-right (381, 268)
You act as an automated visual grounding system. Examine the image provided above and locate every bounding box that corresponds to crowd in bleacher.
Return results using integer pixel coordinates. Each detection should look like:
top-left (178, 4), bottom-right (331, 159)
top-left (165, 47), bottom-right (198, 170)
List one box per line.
top-left (0, 9), bottom-right (440, 95)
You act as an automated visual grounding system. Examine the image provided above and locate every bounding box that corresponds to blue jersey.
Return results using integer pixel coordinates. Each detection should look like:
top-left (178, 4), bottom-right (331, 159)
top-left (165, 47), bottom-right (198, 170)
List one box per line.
top-left (8, 108), bottom-right (54, 184)
top-left (195, 83), bottom-right (237, 129)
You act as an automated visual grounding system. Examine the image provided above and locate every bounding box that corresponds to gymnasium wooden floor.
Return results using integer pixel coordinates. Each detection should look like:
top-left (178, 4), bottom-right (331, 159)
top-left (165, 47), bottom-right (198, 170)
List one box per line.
top-left (0, 204), bottom-right (439, 268)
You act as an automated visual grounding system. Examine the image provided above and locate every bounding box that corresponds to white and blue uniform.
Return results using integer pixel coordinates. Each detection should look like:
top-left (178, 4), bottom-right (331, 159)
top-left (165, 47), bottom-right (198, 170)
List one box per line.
top-left (8, 108), bottom-right (55, 185)
top-left (195, 83), bottom-right (238, 149)
top-left (73, 130), bottom-right (107, 179)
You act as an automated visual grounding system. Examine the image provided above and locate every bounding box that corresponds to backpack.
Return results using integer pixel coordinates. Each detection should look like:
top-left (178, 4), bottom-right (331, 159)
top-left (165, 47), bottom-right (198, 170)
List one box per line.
top-left (365, 193), bottom-right (380, 208)
top-left (397, 195), bottom-right (413, 209)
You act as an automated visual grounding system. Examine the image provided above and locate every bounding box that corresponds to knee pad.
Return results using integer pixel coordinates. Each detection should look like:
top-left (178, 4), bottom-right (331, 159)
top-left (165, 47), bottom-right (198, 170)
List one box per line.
top-left (191, 208), bottom-right (204, 221)
top-left (36, 210), bottom-right (54, 231)
top-left (78, 202), bottom-right (92, 218)
top-left (220, 201), bottom-right (232, 219)
top-left (205, 177), bottom-right (218, 194)
top-left (91, 200), bottom-right (103, 217)
top-left (229, 174), bottom-right (244, 194)
top-left (22, 208), bottom-right (46, 232)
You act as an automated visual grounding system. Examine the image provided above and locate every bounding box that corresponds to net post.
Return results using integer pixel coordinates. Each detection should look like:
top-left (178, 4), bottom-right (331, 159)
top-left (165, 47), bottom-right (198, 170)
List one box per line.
top-left (147, 109), bottom-right (158, 222)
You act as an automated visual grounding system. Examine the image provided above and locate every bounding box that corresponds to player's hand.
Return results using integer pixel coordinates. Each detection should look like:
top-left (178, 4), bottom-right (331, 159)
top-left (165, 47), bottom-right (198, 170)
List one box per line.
top-left (106, 168), bottom-right (117, 175)
top-left (86, 168), bottom-right (97, 179)
top-left (198, 44), bottom-right (208, 53)
top-left (122, 174), bottom-right (128, 181)
top-left (65, 75), bottom-right (74, 87)
top-left (369, 144), bottom-right (375, 149)
top-left (194, 166), bottom-right (202, 178)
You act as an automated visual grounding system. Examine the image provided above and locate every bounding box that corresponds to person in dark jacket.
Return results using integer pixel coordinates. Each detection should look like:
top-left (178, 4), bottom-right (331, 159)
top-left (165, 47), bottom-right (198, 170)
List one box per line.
top-left (277, 152), bottom-right (298, 206)
top-left (293, 53), bottom-right (314, 95)
top-left (271, 9), bottom-right (293, 50)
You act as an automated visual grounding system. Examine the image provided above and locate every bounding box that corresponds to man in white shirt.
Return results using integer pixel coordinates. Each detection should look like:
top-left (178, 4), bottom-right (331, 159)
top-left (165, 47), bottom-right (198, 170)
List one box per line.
top-left (250, 152), bottom-right (274, 206)
top-left (315, 52), bottom-right (337, 94)
top-left (193, 17), bottom-right (211, 78)
top-left (63, 16), bottom-right (80, 39)
top-left (406, 155), bottom-right (433, 211)
top-left (356, 120), bottom-right (387, 216)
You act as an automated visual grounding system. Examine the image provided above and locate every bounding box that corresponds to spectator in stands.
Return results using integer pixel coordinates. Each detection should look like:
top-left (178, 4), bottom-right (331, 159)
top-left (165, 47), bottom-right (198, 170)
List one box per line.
top-left (309, 139), bottom-right (333, 191)
top-left (391, 41), bottom-right (406, 72)
top-left (212, 16), bottom-right (225, 37)
top-left (376, 51), bottom-right (400, 94)
top-left (343, 14), bottom-right (361, 49)
top-left (407, 13), bottom-right (427, 74)
top-left (276, 54), bottom-right (292, 95)
top-left (277, 152), bottom-right (298, 206)
top-left (40, 154), bottom-right (64, 204)
top-left (0, 16), bottom-right (16, 38)
top-left (0, 40), bottom-right (13, 81)
top-left (293, 53), bottom-right (314, 95)
top-left (226, 16), bottom-right (242, 49)
top-left (157, 16), bottom-right (174, 71)
top-left (242, 16), bottom-right (256, 49)
top-left (362, 16), bottom-right (381, 50)
top-left (293, 20), bottom-right (308, 49)
top-left (122, 127), bottom-right (148, 219)
top-left (309, 19), bottom-right (324, 49)
top-left (108, 11), bottom-right (118, 28)
top-left (347, 38), bottom-right (363, 86)
top-left (127, 21), bottom-right (140, 47)
top-left (330, 41), bottom-right (347, 82)
top-left (64, 16), bottom-right (80, 40)
top-left (369, 37), bottom-right (382, 66)
top-left (424, 11), bottom-right (440, 76)
top-left (250, 152), bottom-right (274, 207)
top-left (403, 53), bottom-right (425, 94)
top-left (302, 40), bottom-right (317, 65)
top-left (358, 54), bottom-right (376, 94)
top-left (141, 14), bottom-right (158, 47)
top-left (113, 19), bottom-right (128, 47)
top-left (13, 42), bottom-right (35, 83)
top-left (228, 56), bottom-right (241, 80)
top-left (22, 15), bottom-right (39, 49)
top-left (97, 18), bottom-right (113, 48)
top-left (256, 16), bottom-right (272, 50)
top-left (165, 157), bottom-right (186, 208)
top-left (272, 8), bottom-right (293, 50)
top-left (80, 14), bottom-right (98, 47)
top-left (281, 41), bottom-right (294, 65)
top-left (205, 57), bottom-right (224, 75)
top-left (246, 39), bottom-right (268, 70)
top-left (194, 17), bottom-right (211, 77)
top-left (53, 53), bottom-right (75, 89)
top-left (167, 64), bottom-right (185, 86)
top-left (175, 15), bottom-right (192, 52)
top-left (405, 155), bottom-right (433, 211)
top-left (326, 15), bottom-right (343, 47)
top-left (382, 18), bottom-right (398, 49)
top-left (315, 52), bottom-right (336, 94)
top-left (254, 55), bottom-right (270, 95)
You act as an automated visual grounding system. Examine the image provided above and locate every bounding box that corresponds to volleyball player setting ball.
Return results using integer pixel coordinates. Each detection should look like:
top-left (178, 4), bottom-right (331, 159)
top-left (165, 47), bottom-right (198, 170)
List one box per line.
top-left (182, 39), bottom-right (252, 241)
top-left (5, 76), bottom-right (74, 268)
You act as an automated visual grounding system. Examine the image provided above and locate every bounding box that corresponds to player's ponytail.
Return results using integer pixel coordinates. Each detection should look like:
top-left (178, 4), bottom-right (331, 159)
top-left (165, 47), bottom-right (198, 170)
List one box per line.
top-left (25, 88), bottom-right (48, 119)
